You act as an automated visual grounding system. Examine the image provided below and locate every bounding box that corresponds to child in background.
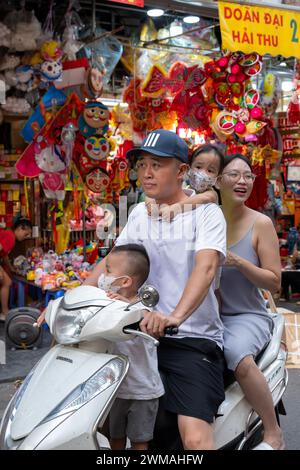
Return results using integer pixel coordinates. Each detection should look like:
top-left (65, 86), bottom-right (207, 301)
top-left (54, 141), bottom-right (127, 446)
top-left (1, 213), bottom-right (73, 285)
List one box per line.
top-left (97, 244), bottom-right (164, 451)
top-left (0, 217), bottom-right (32, 321)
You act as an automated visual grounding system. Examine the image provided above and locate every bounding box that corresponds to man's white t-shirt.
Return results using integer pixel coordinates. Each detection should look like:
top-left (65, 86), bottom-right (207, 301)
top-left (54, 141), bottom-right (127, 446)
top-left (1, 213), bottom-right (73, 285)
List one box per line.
top-left (116, 200), bottom-right (226, 348)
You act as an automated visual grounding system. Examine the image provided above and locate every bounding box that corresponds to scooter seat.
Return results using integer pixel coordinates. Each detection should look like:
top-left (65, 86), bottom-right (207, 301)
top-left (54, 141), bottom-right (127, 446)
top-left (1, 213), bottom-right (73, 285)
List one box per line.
top-left (256, 313), bottom-right (284, 371)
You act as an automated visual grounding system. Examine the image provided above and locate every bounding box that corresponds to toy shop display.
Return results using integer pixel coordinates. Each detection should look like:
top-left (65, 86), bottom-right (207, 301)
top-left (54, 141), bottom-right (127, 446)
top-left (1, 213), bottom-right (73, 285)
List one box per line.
top-left (287, 60), bottom-right (300, 126)
top-left (124, 52), bottom-right (268, 145)
top-left (13, 246), bottom-right (95, 291)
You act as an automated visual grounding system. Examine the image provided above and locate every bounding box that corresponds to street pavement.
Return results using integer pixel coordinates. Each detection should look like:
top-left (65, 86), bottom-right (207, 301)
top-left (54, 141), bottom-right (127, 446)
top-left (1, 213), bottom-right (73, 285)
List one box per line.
top-left (0, 300), bottom-right (299, 450)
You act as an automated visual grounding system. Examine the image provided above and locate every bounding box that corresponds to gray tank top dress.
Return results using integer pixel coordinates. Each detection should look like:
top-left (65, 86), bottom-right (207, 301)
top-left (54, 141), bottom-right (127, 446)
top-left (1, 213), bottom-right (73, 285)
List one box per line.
top-left (220, 224), bottom-right (274, 371)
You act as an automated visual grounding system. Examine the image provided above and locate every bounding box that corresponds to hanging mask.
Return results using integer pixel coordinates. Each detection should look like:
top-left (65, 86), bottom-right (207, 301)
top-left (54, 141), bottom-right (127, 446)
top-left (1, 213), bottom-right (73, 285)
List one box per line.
top-left (85, 168), bottom-right (110, 193)
top-left (40, 60), bottom-right (63, 81)
top-left (188, 169), bottom-right (216, 193)
top-left (84, 136), bottom-right (110, 161)
top-left (78, 101), bottom-right (109, 138)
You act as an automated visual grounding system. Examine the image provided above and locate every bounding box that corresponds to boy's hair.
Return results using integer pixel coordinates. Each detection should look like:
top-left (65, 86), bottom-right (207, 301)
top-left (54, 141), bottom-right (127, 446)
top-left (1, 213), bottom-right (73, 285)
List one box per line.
top-left (223, 153), bottom-right (252, 171)
top-left (13, 217), bottom-right (32, 231)
top-left (190, 144), bottom-right (225, 174)
top-left (111, 244), bottom-right (150, 288)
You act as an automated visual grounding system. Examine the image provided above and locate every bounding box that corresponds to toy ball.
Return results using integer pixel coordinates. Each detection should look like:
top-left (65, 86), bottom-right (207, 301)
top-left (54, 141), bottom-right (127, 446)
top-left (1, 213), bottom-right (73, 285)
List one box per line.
top-left (250, 107), bottom-right (263, 120)
top-left (217, 57), bottom-right (229, 69)
top-left (244, 89), bottom-right (260, 109)
top-left (236, 72), bottom-right (247, 83)
top-left (228, 74), bottom-right (238, 84)
top-left (231, 63), bottom-right (242, 75)
top-left (235, 122), bottom-right (246, 134)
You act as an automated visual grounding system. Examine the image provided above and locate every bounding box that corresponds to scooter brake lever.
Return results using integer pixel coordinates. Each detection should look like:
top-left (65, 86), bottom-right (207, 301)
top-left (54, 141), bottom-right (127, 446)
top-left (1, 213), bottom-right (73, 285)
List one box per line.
top-left (123, 328), bottom-right (160, 347)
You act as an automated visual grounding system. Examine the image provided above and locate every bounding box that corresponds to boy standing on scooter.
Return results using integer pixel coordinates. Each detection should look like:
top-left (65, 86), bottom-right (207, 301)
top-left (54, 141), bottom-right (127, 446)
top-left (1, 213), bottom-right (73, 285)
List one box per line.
top-left (97, 243), bottom-right (164, 450)
top-left (85, 129), bottom-right (227, 450)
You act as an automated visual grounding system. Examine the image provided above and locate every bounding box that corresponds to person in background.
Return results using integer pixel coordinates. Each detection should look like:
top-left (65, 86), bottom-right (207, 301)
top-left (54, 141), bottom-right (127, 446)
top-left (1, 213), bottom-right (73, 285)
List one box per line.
top-left (0, 217), bottom-right (32, 321)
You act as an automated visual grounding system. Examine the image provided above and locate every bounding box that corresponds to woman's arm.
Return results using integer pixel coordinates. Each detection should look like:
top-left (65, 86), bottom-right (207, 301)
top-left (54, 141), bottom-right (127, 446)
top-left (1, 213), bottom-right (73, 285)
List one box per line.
top-left (225, 216), bottom-right (281, 293)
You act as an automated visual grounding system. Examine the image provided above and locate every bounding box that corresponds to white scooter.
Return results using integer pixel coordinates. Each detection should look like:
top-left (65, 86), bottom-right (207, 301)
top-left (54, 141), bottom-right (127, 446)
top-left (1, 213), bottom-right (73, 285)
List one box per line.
top-left (0, 285), bottom-right (288, 450)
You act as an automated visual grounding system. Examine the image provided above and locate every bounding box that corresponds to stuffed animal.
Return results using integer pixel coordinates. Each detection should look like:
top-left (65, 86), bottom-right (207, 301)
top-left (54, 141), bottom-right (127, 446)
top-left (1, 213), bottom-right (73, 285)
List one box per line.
top-left (0, 55), bottom-right (20, 71)
top-left (35, 144), bottom-right (66, 200)
top-left (15, 65), bottom-right (35, 92)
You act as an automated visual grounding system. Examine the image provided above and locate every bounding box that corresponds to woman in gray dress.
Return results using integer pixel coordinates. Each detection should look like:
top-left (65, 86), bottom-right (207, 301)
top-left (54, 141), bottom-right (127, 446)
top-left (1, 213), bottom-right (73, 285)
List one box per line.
top-left (217, 154), bottom-right (284, 450)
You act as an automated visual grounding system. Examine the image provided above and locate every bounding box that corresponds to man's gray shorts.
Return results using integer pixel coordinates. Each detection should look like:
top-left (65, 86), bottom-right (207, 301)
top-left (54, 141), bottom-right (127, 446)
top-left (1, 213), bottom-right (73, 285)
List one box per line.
top-left (109, 397), bottom-right (159, 443)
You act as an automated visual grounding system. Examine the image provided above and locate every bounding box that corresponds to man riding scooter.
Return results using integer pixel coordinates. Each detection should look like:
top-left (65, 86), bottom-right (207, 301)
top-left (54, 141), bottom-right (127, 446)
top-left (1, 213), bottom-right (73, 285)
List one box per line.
top-left (84, 129), bottom-right (227, 450)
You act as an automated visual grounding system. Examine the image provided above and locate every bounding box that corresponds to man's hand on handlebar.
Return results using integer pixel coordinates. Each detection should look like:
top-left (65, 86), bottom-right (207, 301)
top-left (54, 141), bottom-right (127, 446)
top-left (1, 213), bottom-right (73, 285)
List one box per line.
top-left (139, 310), bottom-right (180, 338)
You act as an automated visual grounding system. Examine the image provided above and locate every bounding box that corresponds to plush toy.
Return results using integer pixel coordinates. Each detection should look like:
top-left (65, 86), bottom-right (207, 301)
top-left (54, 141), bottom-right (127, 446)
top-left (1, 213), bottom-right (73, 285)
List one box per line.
top-left (32, 40), bottom-right (64, 85)
top-left (35, 144), bottom-right (66, 200)
top-left (8, 10), bottom-right (42, 52)
top-left (2, 97), bottom-right (31, 114)
top-left (15, 65), bottom-right (35, 92)
top-left (0, 22), bottom-right (11, 48)
top-left (40, 40), bottom-right (63, 62)
top-left (78, 101), bottom-right (110, 137)
top-left (0, 55), bottom-right (21, 71)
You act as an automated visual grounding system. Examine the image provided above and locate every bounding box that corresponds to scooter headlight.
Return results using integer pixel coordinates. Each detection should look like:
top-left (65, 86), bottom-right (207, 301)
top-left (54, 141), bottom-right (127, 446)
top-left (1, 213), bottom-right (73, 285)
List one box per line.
top-left (42, 357), bottom-right (125, 423)
top-left (53, 306), bottom-right (102, 344)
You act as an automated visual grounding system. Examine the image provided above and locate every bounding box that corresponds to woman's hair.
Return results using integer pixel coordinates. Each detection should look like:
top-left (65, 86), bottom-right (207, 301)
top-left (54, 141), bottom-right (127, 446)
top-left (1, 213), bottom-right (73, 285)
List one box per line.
top-left (13, 217), bottom-right (32, 231)
top-left (223, 153), bottom-right (252, 171)
top-left (190, 144), bottom-right (225, 174)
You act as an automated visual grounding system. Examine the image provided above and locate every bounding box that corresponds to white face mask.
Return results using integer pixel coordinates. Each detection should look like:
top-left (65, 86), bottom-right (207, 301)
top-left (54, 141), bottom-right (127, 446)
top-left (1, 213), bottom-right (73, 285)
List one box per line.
top-left (97, 273), bottom-right (128, 293)
top-left (187, 169), bottom-right (216, 193)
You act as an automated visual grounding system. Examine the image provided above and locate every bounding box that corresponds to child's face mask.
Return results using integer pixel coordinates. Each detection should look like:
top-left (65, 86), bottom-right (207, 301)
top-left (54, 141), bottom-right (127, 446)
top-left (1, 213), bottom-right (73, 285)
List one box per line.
top-left (98, 273), bottom-right (129, 293)
top-left (187, 169), bottom-right (216, 193)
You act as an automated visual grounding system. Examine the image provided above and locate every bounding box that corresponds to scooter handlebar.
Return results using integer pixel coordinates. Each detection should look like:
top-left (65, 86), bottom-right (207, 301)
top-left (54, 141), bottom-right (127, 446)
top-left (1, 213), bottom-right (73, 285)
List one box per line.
top-left (164, 326), bottom-right (178, 336)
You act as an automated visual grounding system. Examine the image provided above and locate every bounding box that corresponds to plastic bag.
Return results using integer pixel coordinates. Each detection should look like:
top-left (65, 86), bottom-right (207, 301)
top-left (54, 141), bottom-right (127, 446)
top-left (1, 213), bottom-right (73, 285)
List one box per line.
top-left (78, 27), bottom-right (123, 85)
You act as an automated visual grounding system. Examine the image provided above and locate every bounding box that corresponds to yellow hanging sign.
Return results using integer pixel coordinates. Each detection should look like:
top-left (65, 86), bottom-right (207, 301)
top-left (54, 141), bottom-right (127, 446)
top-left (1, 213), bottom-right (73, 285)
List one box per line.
top-left (219, 1), bottom-right (300, 58)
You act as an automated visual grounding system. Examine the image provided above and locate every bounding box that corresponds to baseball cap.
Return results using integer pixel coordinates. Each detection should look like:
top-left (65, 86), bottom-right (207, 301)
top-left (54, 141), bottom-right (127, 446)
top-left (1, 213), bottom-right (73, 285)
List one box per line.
top-left (126, 129), bottom-right (189, 164)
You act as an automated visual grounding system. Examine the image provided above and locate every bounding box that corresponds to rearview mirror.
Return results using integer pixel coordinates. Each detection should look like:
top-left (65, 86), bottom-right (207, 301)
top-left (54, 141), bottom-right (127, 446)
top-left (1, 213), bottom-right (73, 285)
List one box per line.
top-left (139, 285), bottom-right (159, 308)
